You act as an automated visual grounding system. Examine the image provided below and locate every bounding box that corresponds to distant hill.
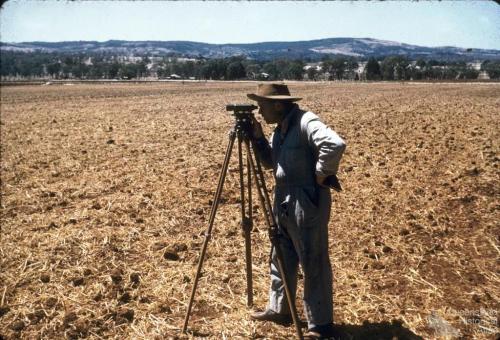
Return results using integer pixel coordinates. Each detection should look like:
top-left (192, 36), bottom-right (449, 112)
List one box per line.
top-left (1, 38), bottom-right (499, 61)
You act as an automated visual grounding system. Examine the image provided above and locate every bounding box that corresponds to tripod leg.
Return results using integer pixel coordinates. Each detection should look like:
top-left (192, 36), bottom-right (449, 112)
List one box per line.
top-left (237, 134), bottom-right (253, 307)
top-left (246, 151), bottom-right (253, 307)
top-left (182, 131), bottom-right (237, 334)
top-left (245, 140), bottom-right (304, 340)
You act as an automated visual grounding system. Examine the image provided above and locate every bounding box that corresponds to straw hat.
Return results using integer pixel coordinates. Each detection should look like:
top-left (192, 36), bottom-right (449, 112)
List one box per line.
top-left (247, 83), bottom-right (302, 102)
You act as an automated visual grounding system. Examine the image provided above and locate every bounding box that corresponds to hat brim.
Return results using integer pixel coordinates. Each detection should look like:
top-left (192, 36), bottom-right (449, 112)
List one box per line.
top-left (247, 93), bottom-right (302, 102)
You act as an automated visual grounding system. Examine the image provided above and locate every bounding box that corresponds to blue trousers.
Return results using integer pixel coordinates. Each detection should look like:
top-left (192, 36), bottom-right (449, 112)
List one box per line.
top-left (268, 185), bottom-right (333, 328)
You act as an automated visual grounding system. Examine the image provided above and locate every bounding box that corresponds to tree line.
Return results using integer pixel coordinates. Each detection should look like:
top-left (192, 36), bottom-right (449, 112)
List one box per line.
top-left (1, 51), bottom-right (499, 81)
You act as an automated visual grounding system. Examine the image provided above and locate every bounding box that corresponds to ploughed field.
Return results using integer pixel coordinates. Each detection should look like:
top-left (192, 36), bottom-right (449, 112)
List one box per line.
top-left (0, 82), bottom-right (498, 339)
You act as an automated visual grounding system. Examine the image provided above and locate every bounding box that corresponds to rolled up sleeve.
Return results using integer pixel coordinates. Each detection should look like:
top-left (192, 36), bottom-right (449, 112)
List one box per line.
top-left (305, 119), bottom-right (346, 177)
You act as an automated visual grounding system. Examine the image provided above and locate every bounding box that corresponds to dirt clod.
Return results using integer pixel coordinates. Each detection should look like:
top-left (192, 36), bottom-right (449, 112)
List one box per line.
top-left (119, 292), bottom-right (132, 304)
top-left (163, 249), bottom-right (180, 261)
top-left (382, 246), bottom-right (393, 253)
top-left (110, 269), bottom-right (123, 284)
top-left (173, 243), bottom-right (188, 252)
top-left (72, 277), bottom-right (85, 286)
top-left (0, 306), bottom-right (10, 317)
top-left (115, 308), bottom-right (134, 324)
top-left (399, 229), bottom-right (410, 236)
top-left (372, 262), bottom-right (386, 270)
top-left (139, 296), bottom-right (151, 304)
top-left (27, 310), bottom-right (45, 324)
top-left (63, 312), bottom-right (77, 326)
top-left (151, 241), bottom-right (167, 251)
top-left (45, 297), bottom-right (58, 308)
top-left (10, 320), bottom-right (25, 331)
top-left (130, 272), bottom-right (140, 285)
top-left (40, 273), bottom-right (50, 283)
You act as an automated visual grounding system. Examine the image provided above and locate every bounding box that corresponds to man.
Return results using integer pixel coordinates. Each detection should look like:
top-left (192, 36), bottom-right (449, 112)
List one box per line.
top-left (247, 83), bottom-right (346, 339)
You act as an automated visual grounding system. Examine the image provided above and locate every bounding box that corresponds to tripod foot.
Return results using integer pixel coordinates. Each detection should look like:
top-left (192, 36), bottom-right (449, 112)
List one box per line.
top-left (251, 309), bottom-right (308, 328)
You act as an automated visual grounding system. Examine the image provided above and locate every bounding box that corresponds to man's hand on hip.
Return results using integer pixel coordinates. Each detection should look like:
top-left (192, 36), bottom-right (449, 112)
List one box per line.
top-left (316, 174), bottom-right (328, 187)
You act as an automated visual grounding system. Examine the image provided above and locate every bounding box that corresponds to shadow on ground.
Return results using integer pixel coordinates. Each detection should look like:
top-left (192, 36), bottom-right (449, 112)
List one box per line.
top-left (335, 319), bottom-right (424, 340)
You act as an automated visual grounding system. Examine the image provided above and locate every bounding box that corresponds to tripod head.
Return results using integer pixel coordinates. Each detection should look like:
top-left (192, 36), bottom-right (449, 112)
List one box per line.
top-left (226, 104), bottom-right (258, 135)
top-left (226, 104), bottom-right (257, 116)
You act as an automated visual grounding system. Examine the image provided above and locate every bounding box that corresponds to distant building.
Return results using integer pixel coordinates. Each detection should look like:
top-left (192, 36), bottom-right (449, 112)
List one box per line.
top-left (467, 61), bottom-right (482, 71)
top-left (355, 61), bottom-right (368, 81)
top-left (303, 63), bottom-right (322, 72)
top-left (303, 63), bottom-right (322, 81)
top-left (258, 72), bottom-right (269, 80)
top-left (477, 71), bottom-right (490, 80)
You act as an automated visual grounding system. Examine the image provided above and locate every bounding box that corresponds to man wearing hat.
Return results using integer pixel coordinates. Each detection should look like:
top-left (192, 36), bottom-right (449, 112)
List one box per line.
top-left (247, 83), bottom-right (346, 339)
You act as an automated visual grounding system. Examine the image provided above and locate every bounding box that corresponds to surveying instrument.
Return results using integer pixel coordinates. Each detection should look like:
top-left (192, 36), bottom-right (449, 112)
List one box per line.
top-left (182, 104), bottom-right (304, 339)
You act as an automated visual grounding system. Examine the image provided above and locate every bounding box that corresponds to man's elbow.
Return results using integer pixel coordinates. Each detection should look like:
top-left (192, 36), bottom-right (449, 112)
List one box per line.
top-left (259, 157), bottom-right (273, 170)
top-left (254, 152), bottom-right (273, 169)
top-left (336, 139), bottom-right (346, 155)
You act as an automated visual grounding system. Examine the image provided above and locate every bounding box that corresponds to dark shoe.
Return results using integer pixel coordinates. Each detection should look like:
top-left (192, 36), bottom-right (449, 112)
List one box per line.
top-left (250, 309), bottom-right (293, 326)
top-left (304, 323), bottom-right (342, 339)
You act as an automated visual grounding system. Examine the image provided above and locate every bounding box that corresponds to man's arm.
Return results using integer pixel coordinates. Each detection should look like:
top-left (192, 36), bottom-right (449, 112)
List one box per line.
top-left (302, 114), bottom-right (346, 187)
top-left (250, 117), bottom-right (273, 169)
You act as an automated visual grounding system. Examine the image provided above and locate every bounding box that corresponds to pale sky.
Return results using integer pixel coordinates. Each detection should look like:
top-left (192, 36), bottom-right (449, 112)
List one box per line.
top-left (1, 1), bottom-right (499, 50)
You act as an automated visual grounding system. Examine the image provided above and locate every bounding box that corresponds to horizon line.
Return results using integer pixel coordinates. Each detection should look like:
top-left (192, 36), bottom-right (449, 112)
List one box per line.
top-left (1, 37), bottom-right (498, 51)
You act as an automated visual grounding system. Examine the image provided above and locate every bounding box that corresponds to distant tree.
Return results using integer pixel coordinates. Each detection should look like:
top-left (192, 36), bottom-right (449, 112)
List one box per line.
top-left (481, 60), bottom-right (500, 79)
top-left (226, 61), bottom-right (246, 80)
top-left (46, 62), bottom-right (60, 78)
top-left (274, 59), bottom-right (292, 80)
top-left (442, 67), bottom-right (459, 80)
top-left (3, 49), bottom-right (496, 82)
top-left (263, 62), bottom-right (279, 80)
top-left (216, 59), bottom-right (227, 79)
top-left (321, 58), bottom-right (334, 80)
top-left (286, 61), bottom-right (304, 80)
top-left (168, 59), bottom-right (184, 76)
top-left (461, 67), bottom-right (479, 80)
top-left (119, 64), bottom-right (137, 79)
top-left (183, 61), bottom-right (196, 78)
top-left (416, 58), bottom-right (426, 69)
top-left (321, 56), bottom-right (352, 80)
top-left (64, 56), bottom-right (75, 66)
top-left (137, 61), bottom-right (148, 78)
top-left (198, 59), bottom-right (226, 80)
top-left (109, 62), bottom-right (120, 78)
top-left (0, 53), bottom-right (15, 76)
top-left (332, 57), bottom-right (348, 80)
top-left (365, 57), bottom-right (381, 80)
top-left (345, 57), bottom-right (359, 80)
top-left (380, 57), bottom-right (395, 80)
top-left (306, 67), bottom-right (318, 81)
top-left (380, 56), bottom-right (409, 80)
top-left (200, 63), bottom-right (211, 79)
top-left (245, 63), bottom-right (262, 79)
top-left (394, 56), bottom-right (410, 80)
